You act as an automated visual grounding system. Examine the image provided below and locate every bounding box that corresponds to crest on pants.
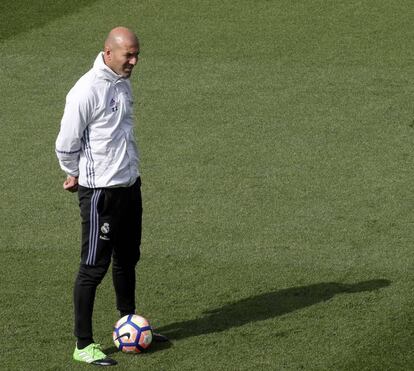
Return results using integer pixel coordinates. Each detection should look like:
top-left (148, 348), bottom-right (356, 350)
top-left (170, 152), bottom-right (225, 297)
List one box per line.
top-left (100, 223), bottom-right (110, 240)
top-left (101, 222), bottom-right (110, 234)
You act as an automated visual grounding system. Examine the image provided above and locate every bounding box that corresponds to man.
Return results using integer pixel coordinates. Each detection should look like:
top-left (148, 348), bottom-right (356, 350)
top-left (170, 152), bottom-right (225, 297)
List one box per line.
top-left (56, 27), bottom-right (166, 366)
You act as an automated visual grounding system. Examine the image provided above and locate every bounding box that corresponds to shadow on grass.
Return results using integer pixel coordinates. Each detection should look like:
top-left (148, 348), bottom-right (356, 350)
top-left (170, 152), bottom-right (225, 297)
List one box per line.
top-left (157, 279), bottom-right (391, 341)
top-left (103, 340), bottom-right (173, 356)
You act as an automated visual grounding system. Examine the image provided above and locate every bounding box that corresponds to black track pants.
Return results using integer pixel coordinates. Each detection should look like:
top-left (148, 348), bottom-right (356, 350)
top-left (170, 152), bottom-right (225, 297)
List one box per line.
top-left (74, 178), bottom-right (142, 340)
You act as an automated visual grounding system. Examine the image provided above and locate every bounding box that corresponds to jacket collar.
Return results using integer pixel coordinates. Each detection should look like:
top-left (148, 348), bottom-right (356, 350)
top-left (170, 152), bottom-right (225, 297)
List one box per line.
top-left (93, 52), bottom-right (123, 83)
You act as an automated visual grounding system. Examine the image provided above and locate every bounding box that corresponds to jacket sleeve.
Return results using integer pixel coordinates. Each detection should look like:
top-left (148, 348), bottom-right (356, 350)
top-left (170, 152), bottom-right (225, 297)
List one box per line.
top-left (55, 88), bottom-right (94, 177)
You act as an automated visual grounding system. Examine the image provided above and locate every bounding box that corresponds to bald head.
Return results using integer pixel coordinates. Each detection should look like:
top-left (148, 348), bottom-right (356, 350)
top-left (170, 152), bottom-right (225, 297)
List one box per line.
top-left (105, 27), bottom-right (139, 50)
top-left (103, 27), bottom-right (140, 78)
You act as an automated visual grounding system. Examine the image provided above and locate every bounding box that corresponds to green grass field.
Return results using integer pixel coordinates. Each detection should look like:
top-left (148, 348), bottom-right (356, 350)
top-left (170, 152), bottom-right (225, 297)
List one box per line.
top-left (1, 0), bottom-right (413, 370)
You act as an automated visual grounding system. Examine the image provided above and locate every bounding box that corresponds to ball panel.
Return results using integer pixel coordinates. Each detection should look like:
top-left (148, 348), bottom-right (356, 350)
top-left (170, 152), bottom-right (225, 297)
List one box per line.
top-left (112, 334), bottom-right (121, 349)
top-left (130, 315), bottom-right (150, 328)
top-left (122, 345), bottom-right (139, 353)
top-left (139, 329), bottom-right (153, 348)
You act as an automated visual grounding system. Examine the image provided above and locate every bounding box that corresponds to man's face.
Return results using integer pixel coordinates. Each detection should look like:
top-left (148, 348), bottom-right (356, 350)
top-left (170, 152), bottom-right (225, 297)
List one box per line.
top-left (106, 40), bottom-right (139, 78)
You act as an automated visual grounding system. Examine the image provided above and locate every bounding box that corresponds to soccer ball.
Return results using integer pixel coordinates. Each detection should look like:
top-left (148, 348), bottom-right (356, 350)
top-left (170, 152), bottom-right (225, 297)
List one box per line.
top-left (113, 314), bottom-right (153, 353)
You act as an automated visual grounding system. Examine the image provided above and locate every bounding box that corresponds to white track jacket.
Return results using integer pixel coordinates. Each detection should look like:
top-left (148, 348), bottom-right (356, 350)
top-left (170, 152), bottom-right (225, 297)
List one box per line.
top-left (55, 53), bottom-right (140, 188)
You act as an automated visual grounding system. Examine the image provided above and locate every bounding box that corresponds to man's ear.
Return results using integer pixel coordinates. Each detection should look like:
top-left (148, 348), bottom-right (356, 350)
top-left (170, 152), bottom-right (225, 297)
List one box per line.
top-left (104, 46), bottom-right (112, 61)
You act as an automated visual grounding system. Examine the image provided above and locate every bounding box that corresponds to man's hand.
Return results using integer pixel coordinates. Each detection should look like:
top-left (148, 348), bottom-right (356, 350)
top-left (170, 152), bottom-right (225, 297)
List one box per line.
top-left (63, 176), bottom-right (79, 192)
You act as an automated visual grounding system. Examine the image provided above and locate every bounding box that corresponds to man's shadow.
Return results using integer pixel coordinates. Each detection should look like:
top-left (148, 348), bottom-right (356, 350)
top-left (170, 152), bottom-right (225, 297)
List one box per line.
top-left (105, 278), bottom-right (390, 353)
top-left (156, 279), bottom-right (391, 341)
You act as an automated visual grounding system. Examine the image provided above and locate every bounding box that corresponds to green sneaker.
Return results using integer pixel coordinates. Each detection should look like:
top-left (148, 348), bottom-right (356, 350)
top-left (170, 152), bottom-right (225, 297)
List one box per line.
top-left (73, 343), bottom-right (117, 366)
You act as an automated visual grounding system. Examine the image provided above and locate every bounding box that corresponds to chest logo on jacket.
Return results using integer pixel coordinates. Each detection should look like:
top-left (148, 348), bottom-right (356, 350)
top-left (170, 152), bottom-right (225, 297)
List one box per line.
top-left (110, 97), bottom-right (119, 112)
